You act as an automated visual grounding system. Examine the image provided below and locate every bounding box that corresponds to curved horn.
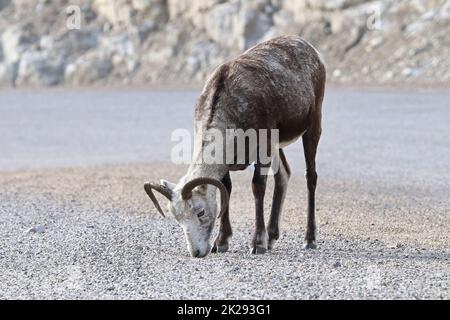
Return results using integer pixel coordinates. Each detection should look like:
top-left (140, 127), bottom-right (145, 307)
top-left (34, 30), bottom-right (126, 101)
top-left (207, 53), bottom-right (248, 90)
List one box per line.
top-left (144, 182), bottom-right (172, 217)
top-left (181, 177), bottom-right (229, 218)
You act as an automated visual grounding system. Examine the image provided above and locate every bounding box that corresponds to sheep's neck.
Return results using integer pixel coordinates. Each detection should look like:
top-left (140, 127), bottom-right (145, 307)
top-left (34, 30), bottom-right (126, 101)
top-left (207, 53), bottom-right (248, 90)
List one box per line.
top-left (187, 159), bottom-right (228, 181)
top-left (187, 128), bottom-right (229, 181)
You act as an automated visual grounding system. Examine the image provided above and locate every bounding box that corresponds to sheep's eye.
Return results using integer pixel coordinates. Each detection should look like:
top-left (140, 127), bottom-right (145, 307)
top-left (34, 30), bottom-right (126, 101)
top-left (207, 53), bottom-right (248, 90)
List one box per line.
top-left (197, 210), bottom-right (205, 218)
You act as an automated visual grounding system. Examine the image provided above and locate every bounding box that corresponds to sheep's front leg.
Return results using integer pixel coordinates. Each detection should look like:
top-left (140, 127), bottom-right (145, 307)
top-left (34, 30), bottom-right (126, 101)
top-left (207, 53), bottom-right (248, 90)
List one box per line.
top-left (211, 172), bottom-right (232, 253)
top-left (251, 164), bottom-right (268, 254)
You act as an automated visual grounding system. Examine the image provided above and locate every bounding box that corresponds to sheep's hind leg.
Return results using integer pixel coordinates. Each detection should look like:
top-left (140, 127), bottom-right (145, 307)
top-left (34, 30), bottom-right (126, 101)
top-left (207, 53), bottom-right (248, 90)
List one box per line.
top-left (302, 126), bottom-right (321, 249)
top-left (251, 163), bottom-right (269, 254)
top-left (267, 149), bottom-right (291, 250)
top-left (211, 172), bottom-right (232, 253)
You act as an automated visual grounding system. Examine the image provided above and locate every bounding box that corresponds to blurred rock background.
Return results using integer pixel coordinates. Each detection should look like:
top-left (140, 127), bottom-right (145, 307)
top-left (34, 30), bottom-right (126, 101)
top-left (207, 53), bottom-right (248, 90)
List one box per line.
top-left (0, 0), bottom-right (449, 88)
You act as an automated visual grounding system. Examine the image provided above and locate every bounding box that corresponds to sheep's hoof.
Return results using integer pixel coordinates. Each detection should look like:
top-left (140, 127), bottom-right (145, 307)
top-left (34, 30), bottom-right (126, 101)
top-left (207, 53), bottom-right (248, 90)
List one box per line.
top-left (251, 231), bottom-right (268, 254)
top-left (211, 241), bottom-right (229, 253)
top-left (250, 245), bottom-right (267, 254)
top-left (250, 239), bottom-right (268, 254)
top-left (304, 240), bottom-right (317, 249)
top-left (267, 238), bottom-right (277, 250)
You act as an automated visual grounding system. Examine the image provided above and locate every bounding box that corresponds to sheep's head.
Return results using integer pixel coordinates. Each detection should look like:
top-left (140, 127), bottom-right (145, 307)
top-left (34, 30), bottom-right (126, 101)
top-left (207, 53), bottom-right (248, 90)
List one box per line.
top-left (144, 177), bottom-right (229, 258)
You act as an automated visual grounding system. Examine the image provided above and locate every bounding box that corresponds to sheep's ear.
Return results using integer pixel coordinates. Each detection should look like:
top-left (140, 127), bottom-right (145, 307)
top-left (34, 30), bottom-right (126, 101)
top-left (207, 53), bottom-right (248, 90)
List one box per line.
top-left (195, 184), bottom-right (208, 195)
top-left (160, 179), bottom-right (176, 191)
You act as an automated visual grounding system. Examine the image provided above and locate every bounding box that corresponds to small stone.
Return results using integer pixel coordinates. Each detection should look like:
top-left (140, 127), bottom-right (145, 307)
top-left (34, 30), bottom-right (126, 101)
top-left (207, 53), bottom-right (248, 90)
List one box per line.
top-left (333, 69), bottom-right (342, 78)
top-left (333, 261), bottom-right (342, 268)
top-left (26, 225), bottom-right (46, 234)
top-left (368, 36), bottom-right (383, 49)
top-left (402, 68), bottom-right (416, 78)
top-left (384, 71), bottom-right (394, 80)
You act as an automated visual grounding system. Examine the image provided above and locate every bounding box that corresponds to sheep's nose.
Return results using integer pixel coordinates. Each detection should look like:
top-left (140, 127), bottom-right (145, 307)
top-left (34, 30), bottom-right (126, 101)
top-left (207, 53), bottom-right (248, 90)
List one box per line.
top-left (193, 250), bottom-right (200, 258)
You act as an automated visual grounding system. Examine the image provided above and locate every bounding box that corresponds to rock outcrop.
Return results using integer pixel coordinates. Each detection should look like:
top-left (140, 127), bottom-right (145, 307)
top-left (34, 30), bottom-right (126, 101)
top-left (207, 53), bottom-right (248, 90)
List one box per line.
top-left (0, 0), bottom-right (449, 87)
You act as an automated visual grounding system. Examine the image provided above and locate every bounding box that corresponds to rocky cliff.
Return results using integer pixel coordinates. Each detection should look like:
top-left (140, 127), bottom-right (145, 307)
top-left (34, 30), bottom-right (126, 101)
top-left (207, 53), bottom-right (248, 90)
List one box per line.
top-left (0, 0), bottom-right (449, 88)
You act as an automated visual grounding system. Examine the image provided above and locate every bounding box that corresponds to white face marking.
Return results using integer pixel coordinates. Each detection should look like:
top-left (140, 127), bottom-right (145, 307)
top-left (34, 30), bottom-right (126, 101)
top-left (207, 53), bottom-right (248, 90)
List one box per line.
top-left (180, 219), bottom-right (212, 258)
top-left (167, 186), bottom-right (217, 258)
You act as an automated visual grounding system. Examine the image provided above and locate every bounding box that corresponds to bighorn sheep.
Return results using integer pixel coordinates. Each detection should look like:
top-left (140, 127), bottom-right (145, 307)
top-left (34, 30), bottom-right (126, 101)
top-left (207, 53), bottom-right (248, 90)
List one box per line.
top-left (145, 36), bottom-right (326, 258)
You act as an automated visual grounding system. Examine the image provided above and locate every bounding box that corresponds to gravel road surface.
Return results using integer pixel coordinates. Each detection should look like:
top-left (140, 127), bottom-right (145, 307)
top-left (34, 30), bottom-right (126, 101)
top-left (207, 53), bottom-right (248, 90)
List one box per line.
top-left (0, 88), bottom-right (448, 299)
